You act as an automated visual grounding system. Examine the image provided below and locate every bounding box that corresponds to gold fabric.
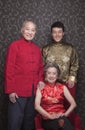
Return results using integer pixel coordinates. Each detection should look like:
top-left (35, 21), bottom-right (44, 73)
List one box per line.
top-left (42, 42), bottom-right (79, 82)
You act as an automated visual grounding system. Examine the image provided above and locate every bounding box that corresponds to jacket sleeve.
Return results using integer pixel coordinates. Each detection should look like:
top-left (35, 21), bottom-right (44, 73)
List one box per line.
top-left (5, 43), bottom-right (17, 94)
top-left (42, 46), bottom-right (48, 65)
top-left (69, 46), bottom-right (79, 81)
top-left (38, 49), bottom-right (44, 82)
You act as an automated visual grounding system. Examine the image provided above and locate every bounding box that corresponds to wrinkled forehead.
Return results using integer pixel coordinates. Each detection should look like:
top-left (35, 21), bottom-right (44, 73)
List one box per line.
top-left (46, 67), bottom-right (58, 73)
top-left (22, 21), bottom-right (36, 29)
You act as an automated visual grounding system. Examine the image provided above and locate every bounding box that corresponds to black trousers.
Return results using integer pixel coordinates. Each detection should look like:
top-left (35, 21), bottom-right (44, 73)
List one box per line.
top-left (42, 116), bottom-right (75, 130)
top-left (8, 96), bottom-right (35, 130)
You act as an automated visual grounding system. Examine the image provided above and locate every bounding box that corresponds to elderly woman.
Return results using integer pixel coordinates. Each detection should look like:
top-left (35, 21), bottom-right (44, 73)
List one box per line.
top-left (35, 63), bottom-right (76, 130)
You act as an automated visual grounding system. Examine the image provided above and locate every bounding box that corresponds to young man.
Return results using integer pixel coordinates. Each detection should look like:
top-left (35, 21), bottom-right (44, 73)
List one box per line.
top-left (42, 21), bottom-right (81, 130)
top-left (5, 21), bottom-right (44, 130)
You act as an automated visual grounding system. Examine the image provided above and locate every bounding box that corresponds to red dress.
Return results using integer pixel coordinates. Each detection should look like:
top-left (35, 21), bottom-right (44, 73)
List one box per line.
top-left (41, 83), bottom-right (65, 119)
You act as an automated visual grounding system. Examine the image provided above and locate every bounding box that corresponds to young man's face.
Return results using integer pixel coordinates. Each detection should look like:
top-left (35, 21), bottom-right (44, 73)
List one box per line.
top-left (21, 21), bottom-right (36, 41)
top-left (51, 27), bottom-right (64, 43)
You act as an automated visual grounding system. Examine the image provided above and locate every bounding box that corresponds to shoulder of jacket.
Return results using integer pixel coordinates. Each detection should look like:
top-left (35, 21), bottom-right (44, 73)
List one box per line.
top-left (8, 39), bottom-right (20, 48)
top-left (32, 43), bottom-right (42, 53)
top-left (43, 44), bottom-right (52, 50)
top-left (32, 42), bottom-right (38, 48)
top-left (63, 42), bottom-right (75, 49)
top-left (65, 42), bottom-right (74, 47)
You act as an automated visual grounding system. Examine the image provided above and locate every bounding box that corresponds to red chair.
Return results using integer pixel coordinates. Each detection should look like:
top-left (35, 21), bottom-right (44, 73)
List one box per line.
top-left (35, 114), bottom-right (44, 130)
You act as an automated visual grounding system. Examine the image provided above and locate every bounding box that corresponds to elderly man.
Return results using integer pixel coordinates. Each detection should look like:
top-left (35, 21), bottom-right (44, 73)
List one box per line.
top-left (5, 21), bottom-right (44, 130)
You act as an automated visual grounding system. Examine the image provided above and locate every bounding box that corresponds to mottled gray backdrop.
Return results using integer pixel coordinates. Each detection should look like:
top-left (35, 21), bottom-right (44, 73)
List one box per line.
top-left (0, 0), bottom-right (85, 129)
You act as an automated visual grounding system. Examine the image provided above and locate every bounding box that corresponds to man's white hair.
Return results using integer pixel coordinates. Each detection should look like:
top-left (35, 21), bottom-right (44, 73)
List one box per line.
top-left (21, 20), bottom-right (36, 29)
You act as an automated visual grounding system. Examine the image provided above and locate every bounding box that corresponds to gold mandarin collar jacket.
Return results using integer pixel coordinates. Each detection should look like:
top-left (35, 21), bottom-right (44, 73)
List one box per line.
top-left (42, 42), bottom-right (79, 82)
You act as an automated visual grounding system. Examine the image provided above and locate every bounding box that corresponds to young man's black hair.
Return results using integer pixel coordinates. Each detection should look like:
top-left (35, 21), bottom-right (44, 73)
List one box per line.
top-left (51, 21), bottom-right (65, 32)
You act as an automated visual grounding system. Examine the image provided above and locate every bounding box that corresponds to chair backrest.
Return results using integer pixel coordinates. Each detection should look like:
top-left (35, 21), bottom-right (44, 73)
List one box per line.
top-left (35, 114), bottom-right (44, 130)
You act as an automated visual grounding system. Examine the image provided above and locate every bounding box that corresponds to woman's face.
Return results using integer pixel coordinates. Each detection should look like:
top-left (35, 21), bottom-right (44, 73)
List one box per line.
top-left (51, 27), bottom-right (64, 43)
top-left (46, 67), bottom-right (58, 84)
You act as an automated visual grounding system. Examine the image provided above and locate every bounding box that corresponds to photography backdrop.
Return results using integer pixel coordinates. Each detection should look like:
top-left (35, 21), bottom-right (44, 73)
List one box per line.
top-left (0, 0), bottom-right (85, 129)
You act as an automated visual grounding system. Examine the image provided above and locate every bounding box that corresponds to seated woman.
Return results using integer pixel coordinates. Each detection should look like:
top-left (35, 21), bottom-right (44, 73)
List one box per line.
top-left (35, 63), bottom-right (76, 130)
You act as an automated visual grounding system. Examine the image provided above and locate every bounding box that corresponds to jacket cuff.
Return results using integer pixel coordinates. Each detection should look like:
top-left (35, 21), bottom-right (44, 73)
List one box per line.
top-left (68, 76), bottom-right (75, 82)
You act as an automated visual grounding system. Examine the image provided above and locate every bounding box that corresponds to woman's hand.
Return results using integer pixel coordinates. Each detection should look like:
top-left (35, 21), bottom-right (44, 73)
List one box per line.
top-left (49, 112), bottom-right (57, 119)
top-left (50, 112), bottom-right (64, 119)
top-left (56, 113), bottom-right (65, 118)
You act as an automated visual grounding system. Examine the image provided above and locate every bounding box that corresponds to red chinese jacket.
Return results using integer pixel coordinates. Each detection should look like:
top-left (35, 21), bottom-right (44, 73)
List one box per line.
top-left (5, 38), bottom-right (44, 97)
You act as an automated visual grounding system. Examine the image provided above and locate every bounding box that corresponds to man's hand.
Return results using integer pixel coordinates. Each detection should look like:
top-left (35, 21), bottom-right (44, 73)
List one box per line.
top-left (37, 81), bottom-right (45, 90)
top-left (67, 80), bottom-right (75, 88)
top-left (9, 93), bottom-right (18, 103)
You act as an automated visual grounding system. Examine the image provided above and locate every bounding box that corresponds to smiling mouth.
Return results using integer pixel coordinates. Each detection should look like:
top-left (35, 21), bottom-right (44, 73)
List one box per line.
top-left (26, 35), bottom-right (33, 37)
top-left (49, 78), bottom-right (55, 81)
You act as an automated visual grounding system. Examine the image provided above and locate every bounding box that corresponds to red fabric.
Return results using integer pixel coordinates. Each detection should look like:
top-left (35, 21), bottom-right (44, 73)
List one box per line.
top-left (5, 38), bottom-right (44, 97)
top-left (68, 112), bottom-right (81, 130)
top-left (35, 114), bottom-right (44, 130)
top-left (64, 83), bottom-right (81, 130)
top-left (35, 113), bottom-right (81, 130)
top-left (41, 83), bottom-right (65, 119)
top-left (35, 83), bottom-right (81, 130)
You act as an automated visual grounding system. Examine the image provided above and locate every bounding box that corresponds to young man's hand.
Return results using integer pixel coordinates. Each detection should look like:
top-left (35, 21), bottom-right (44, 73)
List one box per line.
top-left (67, 80), bottom-right (75, 88)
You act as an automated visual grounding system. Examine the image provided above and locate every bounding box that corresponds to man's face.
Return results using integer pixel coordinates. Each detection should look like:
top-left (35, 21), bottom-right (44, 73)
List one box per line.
top-left (52, 27), bottom-right (64, 43)
top-left (21, 22), bottom-right (36, 41)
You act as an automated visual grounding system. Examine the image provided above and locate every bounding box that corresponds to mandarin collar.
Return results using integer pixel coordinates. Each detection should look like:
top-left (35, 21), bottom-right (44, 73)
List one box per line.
top-left (46, 82), bottom-right (56, 87)
top-left (21, 38), bottom-right (33, 45)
